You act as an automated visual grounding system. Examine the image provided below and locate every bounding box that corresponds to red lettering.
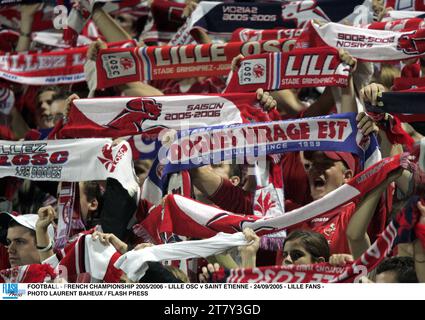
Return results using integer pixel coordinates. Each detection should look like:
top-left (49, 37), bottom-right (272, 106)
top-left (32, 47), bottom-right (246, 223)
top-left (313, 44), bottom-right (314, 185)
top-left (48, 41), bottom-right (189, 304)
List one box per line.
top-left (287, 124), bottom-right (301, 140)
top-left (298, 123), bottom-right (310, 139)
top-left (50, 151), bottom-right (69, 164)
top-left (12, 155), bottom-right (30, 166)
top-left (31, 153), bottom-right (49, 166)
top-left (273, 125), bottom-right (288, 141)
top-left (328, 121), bottom-right (336, 139)
top-left (0, 155), bottom-right (11, 166)
top-left (318, 121), bottom-right (328, 139)
top-left (336, 121), bottom-right (348, 140)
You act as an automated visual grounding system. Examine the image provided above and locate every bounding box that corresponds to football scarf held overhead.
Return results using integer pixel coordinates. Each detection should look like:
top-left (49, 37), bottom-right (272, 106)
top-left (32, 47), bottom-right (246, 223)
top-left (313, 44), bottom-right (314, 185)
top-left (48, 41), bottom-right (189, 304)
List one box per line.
top-left (212, 220), bottom-right (398, 283)
top-left (45, 231), bottom-right (123, 283)
top-left (231, 28), bottom-right (304, 42)
top-left (169, 1), bottom-right (295, 45)
top-left (367, 18), bottom-right (425, 31)
top-left (366, 89), bottom-right (425, 122)
top-left (225, 47), bottom-right (350, 93)
top-left (115, 232), bottom-right (248, 282)
top-left (140, 0), bottom-right (186, 44)
top-left (297, 21), bottom-right (425, 61)
top-left (92, 39), bottom-right (295, 89)
top-left (0, 46), bottom-right (87, 85)
top-left (161, 112), bottom-right (379, 176)
top-left (137, 153), bottom-right (405, 243)
top-left (54, 94), bottom-right (274, 139)
top-left (0, 264), bottom-right (57, 283)
top-left (0, 139), bottom-right (138, 194)
top-left (0, 39), bottom-right (136, 85)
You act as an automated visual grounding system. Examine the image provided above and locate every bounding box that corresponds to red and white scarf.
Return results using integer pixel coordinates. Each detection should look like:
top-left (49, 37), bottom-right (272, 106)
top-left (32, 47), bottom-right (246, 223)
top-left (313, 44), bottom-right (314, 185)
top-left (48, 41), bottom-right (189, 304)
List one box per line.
top-left (53, 94), bottom-right (274, 139)
top-left (225, 47), bottom-right (350, 93)
top-left (0, 46), bottom-right (86, 85)
top-left (0, 264), bottom-right (57, 283)
top-left (55, 182), bottom-right (85, 250)
top-left (136, 153), bottom-right (407, 243)
top-left (140, 0), bottom-right (186, 44)
top-left (169, 2), bottom-right (295, 46)
top-left (231, 28), bottom-right (303, 42)
top-left (297, 20), bottom-right (425, 61)
top-left (0, 138), bottom-right (139, 194)
top-left (0, 39), bottom-right (135, 85)
top-left (367, 17), bottom-right (425, 31)
top-left (47, 232), bottom-right (122, 283)
top-left (212, 221), bottom-right (398, 283)
top-left (90, 39), bottom-right (295, 89)
top-left (115, 232), bottom-right (248, 282)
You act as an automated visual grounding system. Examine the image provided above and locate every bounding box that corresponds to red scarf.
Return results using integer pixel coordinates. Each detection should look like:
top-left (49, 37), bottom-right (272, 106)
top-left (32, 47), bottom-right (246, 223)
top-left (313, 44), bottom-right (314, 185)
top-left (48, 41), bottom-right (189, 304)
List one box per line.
top-left (297, 20), bottom-right (425, 61)
top-left (212, 221), bottom-right (398, 283)
top-left (0, 264), bottom-right (57, 283)
top-left (231, 28), bottom-right (303, 42)
top-left (225, 47), bottom-right (350, 93)
top-left (53, 94), bottom-right (275, 139)
top-left (0, 40), bottom-right (135, 85)
top-left (92, 39), bottom-right (295, 89)
top-left (56, 232), bottom-right (122, 283)
top-left (136, 154), bottom-right (407, 243)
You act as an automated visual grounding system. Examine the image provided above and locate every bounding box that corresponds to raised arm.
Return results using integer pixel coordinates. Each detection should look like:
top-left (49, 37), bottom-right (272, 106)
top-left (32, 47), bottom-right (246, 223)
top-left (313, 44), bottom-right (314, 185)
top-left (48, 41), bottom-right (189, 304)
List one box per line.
top-left (347, 169), bottom-right (403, 259)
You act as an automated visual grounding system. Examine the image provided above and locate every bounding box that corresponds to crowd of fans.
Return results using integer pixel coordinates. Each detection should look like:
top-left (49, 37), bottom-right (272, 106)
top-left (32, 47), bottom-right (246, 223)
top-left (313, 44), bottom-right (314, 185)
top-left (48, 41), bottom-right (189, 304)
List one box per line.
top-left (0, 0), bottom-right (424, 285)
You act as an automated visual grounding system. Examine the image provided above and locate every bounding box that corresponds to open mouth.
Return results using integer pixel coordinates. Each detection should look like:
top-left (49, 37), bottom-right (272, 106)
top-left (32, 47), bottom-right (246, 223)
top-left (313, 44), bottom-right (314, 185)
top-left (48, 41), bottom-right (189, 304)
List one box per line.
top-left (312, 176), bottom-right (326, 188)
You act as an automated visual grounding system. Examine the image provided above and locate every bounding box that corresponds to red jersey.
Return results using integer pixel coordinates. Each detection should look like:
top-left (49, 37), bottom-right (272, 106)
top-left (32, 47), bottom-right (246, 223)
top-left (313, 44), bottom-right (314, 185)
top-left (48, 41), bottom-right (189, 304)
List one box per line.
top-left (289, 202), bottom-right (356, 255)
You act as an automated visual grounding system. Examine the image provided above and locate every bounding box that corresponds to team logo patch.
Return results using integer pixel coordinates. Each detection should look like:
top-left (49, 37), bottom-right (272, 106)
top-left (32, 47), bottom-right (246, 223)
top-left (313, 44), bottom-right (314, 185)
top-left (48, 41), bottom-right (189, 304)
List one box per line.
top-left (97, 143), bottom-right (129, 173)
top-left (240, 29), bottom-right (261, 42)
top-left (238, 58), bottom-right (267, 85)
top-left (105, 98), bottom-right (162, 133)
top-left (397, 29), bottom-right (425, 55)
top-left (102, 51), bottom-right (137, 79)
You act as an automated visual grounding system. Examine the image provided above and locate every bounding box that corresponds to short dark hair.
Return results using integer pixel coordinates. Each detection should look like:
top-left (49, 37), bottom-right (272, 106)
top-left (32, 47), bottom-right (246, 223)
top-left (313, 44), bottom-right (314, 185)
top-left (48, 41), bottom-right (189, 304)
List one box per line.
top-left (376, 256), bottom-right (418, 283)
top-left (36, 86), bottom-right (62, 100)
top-left (8, 220), bottom-right (36, 243)
top-left (82, 181), bottom-right (104, 228)
top-left (283, 230), bottom-right (330, 262)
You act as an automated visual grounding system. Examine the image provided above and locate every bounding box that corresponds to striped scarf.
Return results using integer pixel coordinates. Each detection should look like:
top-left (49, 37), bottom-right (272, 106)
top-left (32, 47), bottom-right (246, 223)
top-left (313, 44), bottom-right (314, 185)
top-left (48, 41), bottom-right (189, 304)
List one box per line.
top-left (135, 153), bottom-right (406, 243)
top-left (90, 39), bottom-right (294, 90)
top-left (224, 47), bottom-right (350, 93)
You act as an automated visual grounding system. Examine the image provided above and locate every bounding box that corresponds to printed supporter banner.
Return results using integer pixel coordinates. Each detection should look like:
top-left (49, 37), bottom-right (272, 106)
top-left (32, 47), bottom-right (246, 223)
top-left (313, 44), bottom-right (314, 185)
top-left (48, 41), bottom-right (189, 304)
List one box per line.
top-left (170, 1), bottom-right (295, 45)
top-left (94, 39), bottom-right (296, 89)
top-left (55, 94), bottom-right (275, 139)
top-left (0, 47), bottom-right (87, 85)
top-left (225, 47), bottom-right (350, 93)
top-left (297, 21), bottom-right (425, 61)
top-left (138, 154), bottom-right (403, 243)
top-left (213, 221), bottom-right (398, 283)
top-left (0, 39), bottom-right (136, 85)
top-left (367, 18), bottom-right (425, 31)
top-left (230, 28), bottom-right (304, 42)
top-left (161, 113), bottom-right (378, 177)
top-left (0, 138), bottom-right (138, 193)
top-left (170, 0), bottom-right (367, 45)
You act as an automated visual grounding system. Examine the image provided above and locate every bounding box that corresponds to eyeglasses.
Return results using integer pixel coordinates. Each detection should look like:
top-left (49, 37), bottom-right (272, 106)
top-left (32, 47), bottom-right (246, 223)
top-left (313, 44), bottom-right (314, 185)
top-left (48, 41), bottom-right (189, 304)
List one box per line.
top-left (282, 249), bottom-right (306, 262)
